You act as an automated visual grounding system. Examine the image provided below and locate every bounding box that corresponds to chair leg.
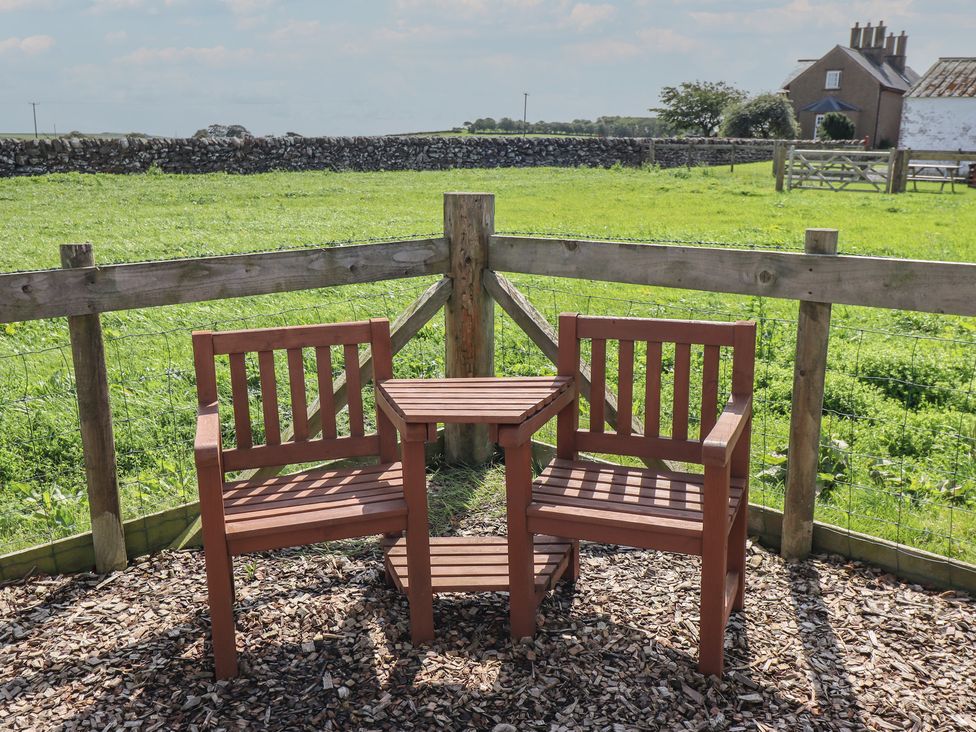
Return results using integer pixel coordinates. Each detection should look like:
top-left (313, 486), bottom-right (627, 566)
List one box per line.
top-left (563, 540), bottom-right (580, 583)
top-left (203, 540), bottom-right (238, 680)
top-left (402, 439), bottom-right (434, 644)
top-left (728, 503), bottom-right (747, 611)
top-left (699, 465), bottom-right (729, 677)
top-left (505, 441), bottom-right (536, 640)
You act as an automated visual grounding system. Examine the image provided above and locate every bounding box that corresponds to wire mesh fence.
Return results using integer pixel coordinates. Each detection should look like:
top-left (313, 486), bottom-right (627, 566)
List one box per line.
top-left (494, 276), bottom-right (976, 565)
top-left (0, 278), bottom-right (444, 554)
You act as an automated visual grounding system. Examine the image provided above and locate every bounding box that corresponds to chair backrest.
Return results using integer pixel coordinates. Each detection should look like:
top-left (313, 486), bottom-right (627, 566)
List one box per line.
top-left (192, 318), bottom-right (396, 473)
top-left (557, 314), bottom-right (756, 465)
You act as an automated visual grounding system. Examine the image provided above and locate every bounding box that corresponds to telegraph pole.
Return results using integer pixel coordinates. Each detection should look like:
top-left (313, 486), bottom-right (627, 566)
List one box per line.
top-left (30, 102), bottom-right (38, 139)
top-left (522, 92), bottom-right (528, 136)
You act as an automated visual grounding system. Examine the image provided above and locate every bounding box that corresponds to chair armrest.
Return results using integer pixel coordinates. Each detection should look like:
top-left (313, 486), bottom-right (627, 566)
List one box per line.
top-left (702, 395), bottom-right (752, 467)
top-left (195, 401), bottom-right (222, 472)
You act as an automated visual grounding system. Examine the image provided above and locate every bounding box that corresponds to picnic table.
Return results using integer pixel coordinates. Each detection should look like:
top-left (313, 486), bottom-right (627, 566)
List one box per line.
top-left (376, 376), bottom-right (577, 642)
top-left (908, 162), bottom-right (961, 192)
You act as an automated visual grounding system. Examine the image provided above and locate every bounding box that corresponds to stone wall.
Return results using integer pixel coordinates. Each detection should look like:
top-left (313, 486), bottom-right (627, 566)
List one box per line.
top-left (0, 135), bottom-right (851, 177)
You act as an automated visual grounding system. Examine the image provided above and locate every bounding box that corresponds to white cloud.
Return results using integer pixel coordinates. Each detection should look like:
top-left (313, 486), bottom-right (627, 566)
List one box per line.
top-left (0, 0), bottom-right (51, 9)
top-left (690, 0), bottom-right (916, 35)
top-left (88, 0), bottom-right (143, 11)
top-left (104, 30), bottom-right (128, 43)
top-left (568, 38), bottom-right (642, 63)
top-left (120, 45), bottom-right (254, 66)
top-left (0, 34), bottom-right (54, 54)
top-left (566, 3), bottom-right (616, 31)
top-left (635, 27), bottom-right (699, 54)
top-left (268, 19), bottom-right (322, 43)
top-left (220, 0), bottom-right (275, 13)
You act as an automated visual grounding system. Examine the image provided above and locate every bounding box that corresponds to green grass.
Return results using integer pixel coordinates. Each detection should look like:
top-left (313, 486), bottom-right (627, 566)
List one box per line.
top-left (1, 162), bottom-right (975, 562)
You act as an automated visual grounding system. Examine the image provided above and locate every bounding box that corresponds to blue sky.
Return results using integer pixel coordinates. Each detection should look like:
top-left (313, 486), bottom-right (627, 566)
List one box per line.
top-left (0, 0), bottom-right (971, 136)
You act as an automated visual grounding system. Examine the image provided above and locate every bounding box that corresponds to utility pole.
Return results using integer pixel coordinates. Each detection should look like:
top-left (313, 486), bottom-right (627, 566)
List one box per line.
top-left (522, 92), bottom-right (529, 136)
top-left (30, 102), bottom-right (38, 139)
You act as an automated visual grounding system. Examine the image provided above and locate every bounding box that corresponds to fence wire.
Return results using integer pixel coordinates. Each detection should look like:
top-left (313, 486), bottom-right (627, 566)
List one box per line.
top-left (494, 277), bottom-right (976, 566)
top-left (0, 279), bottom-right (444, 554)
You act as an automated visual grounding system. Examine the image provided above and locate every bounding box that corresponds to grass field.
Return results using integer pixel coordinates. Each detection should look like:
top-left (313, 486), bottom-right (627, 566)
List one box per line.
top-left (1, 162), bottom-right (975, 562)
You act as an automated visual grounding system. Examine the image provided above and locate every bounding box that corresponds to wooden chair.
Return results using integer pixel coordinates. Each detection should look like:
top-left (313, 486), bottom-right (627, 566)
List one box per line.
top-left (192, 318), bottom-right (406, 680)
top-left (522, 314), bottom-right (755, 676)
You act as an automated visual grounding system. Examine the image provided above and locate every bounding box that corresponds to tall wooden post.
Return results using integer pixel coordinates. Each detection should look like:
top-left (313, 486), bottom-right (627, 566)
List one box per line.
top-left (781, 229), bottom-right (838, 561)
top-left (443, 193), bottom-right (495, 465)
top-left (890, 148), bottom-right (909, 194)
top-left (61, 244), bottom-right (127, 573)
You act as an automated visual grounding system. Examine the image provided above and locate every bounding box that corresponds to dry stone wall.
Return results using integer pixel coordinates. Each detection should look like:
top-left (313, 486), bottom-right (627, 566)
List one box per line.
top-left (0, 135), bottom-right (837, 177)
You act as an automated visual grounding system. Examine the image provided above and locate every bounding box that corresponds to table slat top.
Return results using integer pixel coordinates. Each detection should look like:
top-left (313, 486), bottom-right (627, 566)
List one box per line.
top-left (378, 376), bottom-right (573, 425)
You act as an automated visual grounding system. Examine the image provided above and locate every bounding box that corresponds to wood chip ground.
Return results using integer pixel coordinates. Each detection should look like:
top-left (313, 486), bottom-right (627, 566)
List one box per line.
top-left (2, 512), bottom-right (974, 730)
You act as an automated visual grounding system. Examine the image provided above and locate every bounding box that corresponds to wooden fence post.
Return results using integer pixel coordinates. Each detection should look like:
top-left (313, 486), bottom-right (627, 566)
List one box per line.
top-left (443, 193), bottom-right (495, 464)
top-left (774, 143), bottom-right (787, 191)
top-left (890, 148), bottom-right (909, 194)
top-left (60, 244), bottom-right (127, 573)
top-left (781, 229), bottom-right (838, 561)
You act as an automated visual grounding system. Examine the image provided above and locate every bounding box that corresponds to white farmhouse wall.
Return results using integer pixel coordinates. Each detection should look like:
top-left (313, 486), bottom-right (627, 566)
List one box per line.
top-left (899, 97), bottom-right (976, 150)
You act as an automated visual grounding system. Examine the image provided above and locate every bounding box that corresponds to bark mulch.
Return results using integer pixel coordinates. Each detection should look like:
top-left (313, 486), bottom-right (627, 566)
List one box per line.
top-left (1, 522), bottom-right (974, 731)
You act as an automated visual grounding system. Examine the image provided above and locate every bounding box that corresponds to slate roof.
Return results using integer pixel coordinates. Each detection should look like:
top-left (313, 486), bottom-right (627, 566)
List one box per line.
top-left (908, 57), bottom-right (976, 98)
top-left (837, 46), bottom-right (919, 91)
top-left (782, 45), bottom-right (918, 92)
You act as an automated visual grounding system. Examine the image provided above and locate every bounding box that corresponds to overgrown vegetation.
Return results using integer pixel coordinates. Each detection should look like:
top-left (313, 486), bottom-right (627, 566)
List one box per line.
top-left (1, 163), bottom-right (975, 562)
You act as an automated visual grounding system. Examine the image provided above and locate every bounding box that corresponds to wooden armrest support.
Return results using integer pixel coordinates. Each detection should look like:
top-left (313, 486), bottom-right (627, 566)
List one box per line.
top-left (702, 395), bottom-right (752, 467)
top-left (195, 401), bottom-right (222, 471)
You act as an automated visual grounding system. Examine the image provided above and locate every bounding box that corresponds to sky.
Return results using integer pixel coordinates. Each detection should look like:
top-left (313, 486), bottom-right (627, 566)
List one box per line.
top-left (0, 0), bottom-right (972, 137)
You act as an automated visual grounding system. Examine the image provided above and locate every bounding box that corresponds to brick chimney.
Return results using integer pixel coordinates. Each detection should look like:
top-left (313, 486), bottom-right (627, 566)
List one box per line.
top-left (850, 21), bottom-right (862, 48)
top-left (889, 30), bottom-right (908, 73)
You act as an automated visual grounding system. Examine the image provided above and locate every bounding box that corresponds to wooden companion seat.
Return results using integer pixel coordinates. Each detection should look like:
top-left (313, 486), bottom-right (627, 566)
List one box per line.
top-left (524, 314), bottom-right (756, 676)
top-left (192, 318), bottom-right (403, 680)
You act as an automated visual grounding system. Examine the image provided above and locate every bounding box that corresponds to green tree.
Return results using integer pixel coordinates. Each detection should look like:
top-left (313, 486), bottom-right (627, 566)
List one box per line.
top-left (720, 93), bottom-right (799, 138)
top-left (818, 112), bottom-right (856, 140)
top-left (652, 81), bottom-right (745, 136)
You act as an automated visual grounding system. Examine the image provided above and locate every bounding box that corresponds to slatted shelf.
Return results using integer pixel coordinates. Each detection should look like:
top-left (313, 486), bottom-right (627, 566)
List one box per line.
top-left (382, 535), bottom-right (573, 595)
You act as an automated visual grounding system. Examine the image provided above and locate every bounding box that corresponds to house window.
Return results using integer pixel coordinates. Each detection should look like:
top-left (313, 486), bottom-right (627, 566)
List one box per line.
top-left (825, 70), bottom-right (842, 89)
top-left (814, 114), bottom-right (825, 139)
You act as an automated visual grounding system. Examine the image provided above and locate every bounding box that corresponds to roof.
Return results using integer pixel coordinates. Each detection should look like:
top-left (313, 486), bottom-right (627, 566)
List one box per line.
top-left (782, 45), bottom-right (918, 92)
top-left (908, 57), bottom-right (976, 98)
top-left (837, 46), bottom-right (919, 91)
top-left (781, 60), bottom-right (815, 89)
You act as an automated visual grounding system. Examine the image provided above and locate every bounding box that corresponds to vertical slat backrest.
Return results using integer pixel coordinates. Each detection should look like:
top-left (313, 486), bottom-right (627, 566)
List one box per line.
top-left (561, 315), bottom-right (753, 464)
top-left (198, 320), bottom-right (394, 472)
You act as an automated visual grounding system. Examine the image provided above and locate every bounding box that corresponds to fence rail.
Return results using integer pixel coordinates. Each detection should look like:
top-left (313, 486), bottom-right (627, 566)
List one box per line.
top-left (2, 192), bottom-right (976, 591)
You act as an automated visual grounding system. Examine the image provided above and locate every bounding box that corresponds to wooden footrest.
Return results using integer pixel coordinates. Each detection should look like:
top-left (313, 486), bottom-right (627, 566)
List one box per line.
top-left (382, 535), bottom-right (573, 594)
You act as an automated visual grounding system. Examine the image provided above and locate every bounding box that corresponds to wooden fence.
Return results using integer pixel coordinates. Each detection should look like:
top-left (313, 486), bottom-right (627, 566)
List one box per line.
top-left (2, 192), bottom-right (976, 592)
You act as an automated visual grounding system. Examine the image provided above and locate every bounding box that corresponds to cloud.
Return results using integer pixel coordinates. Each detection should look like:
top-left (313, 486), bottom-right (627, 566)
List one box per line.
top-left (268, 19), bottom-right (322, 43)
top-left (0, 34), bottom-right (54, 54)
top-left (120, 45), bottom-right (254, 66)
top-left (88, 0), bottom-right (142, 11)
top-left (567, 38), bottom-right (642, 63)
top-left (635, 27), bottom-right (699, 54)
top-left (690, 0), bottom-right (916, 35)
top-left (220, 0), bottom-right (275, 13)
top-left (565, 3), bottom-right (616, 30)
top-left (104, 30), bottom-right (128, 43)
top-left (0, 0), bottom-right (51, 9)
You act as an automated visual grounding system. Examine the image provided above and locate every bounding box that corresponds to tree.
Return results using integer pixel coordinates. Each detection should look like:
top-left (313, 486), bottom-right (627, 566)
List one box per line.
top-left (652, 81), bottom-right (745, 136)
top-left (720, 93), bottom-right (799, 138)
top-left (818, 112), bottom-right (856, 141)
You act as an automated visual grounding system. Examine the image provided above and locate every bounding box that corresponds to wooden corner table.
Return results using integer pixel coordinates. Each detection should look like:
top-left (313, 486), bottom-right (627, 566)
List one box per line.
top-left (376, 376), bottom-right (578, 643)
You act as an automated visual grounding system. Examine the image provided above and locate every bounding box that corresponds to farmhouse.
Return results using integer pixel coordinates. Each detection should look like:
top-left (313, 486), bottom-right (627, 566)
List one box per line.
top-left (899, 57), bottom-right (976, 153)
top-left (782, 21), bottom-right (918, 146)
